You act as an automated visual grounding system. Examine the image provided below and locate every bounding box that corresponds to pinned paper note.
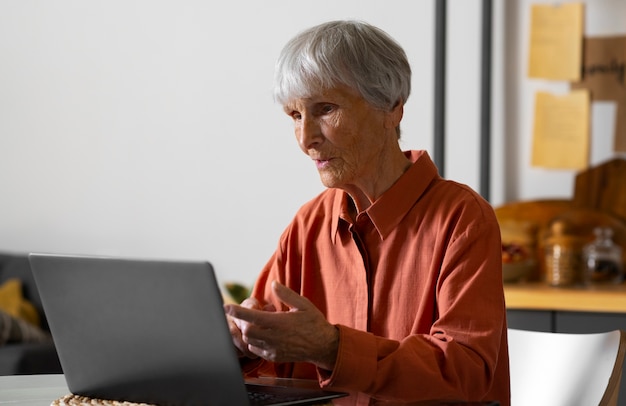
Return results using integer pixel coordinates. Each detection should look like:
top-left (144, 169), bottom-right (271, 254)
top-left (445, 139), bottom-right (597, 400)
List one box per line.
top-left (571, 36), bottom-right (626, 152)
top-left (571, 36), bottom-right (626, 101)
top-left (616, 98), bottom-right (626, 153)
top-left (528, 3), bottom-right (584, 81)
top-left (531, 90), bottom-right (590, 169)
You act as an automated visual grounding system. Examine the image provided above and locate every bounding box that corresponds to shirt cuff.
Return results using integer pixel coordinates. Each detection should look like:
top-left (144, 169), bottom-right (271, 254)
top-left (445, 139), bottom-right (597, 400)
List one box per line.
top-left (318, 324), bottom-right (378, 391)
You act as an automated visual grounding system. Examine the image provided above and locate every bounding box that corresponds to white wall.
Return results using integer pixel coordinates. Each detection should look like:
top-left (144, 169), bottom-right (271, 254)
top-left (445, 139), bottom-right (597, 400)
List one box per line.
top-left (0, 1), bottom-right (448, 286)
top-left (0, 0), bottom-right (626, 283)
top-left (8, 1), bottom-right (620, 287)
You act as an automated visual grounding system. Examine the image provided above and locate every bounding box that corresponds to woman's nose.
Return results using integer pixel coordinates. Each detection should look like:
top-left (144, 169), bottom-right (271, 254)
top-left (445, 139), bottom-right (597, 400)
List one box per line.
top-left (297, 117), bottom-right (322, 150)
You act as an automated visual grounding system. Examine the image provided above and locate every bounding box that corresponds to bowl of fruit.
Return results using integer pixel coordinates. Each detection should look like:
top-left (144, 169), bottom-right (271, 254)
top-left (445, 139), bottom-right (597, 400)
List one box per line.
top-left (501, 242), bottom-right (534, 283)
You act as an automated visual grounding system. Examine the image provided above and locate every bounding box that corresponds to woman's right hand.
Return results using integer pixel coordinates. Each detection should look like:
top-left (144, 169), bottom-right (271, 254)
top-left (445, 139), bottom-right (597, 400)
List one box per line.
top-left (225, 297), bottom-right (275, 359)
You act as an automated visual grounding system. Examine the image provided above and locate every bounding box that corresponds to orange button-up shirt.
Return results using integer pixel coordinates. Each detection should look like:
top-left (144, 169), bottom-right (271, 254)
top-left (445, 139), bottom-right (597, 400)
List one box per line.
top-left (247, 150), bottom-right (510, 405)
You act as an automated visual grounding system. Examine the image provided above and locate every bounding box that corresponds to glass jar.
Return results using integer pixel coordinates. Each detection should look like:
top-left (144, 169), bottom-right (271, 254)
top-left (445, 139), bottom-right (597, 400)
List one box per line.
top-left (582, 227), bottom-right (624, 285)
top-left (544, 220), bottom-right (584, 286)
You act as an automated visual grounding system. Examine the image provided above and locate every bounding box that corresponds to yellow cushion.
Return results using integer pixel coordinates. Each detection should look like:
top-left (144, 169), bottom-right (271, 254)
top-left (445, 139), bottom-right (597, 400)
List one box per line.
top-left (0, 278), bottom-right (40, 327)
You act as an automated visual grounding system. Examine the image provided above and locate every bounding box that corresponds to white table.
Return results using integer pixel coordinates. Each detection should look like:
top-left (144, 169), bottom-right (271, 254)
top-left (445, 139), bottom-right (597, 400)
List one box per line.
top-left (0, 374), bottom-right (501, 405)
top-left (0, 374), bottom-right (69, 406)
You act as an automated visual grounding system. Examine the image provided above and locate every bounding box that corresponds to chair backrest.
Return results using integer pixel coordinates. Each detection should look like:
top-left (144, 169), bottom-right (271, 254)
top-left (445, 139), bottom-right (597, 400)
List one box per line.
top-left (508, 328), bottom-right (626, 406)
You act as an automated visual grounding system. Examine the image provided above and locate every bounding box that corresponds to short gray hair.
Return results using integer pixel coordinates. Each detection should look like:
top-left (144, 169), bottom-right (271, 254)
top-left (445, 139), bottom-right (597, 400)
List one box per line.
top-left (273, 20), bottom-right (412, 112)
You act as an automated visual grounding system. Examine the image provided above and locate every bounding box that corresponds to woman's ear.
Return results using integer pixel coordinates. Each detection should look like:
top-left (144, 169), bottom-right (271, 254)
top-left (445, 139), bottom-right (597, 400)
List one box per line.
top-left (384, 102), bottom-right (404, 130)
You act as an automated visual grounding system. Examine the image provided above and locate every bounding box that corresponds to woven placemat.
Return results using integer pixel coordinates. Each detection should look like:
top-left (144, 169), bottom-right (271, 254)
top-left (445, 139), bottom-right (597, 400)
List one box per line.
top-left (51, 394), bottom-right (155, 406)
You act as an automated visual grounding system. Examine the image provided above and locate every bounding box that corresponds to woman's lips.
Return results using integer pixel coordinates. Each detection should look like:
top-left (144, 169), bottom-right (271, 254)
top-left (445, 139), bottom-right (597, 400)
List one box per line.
top-left (315, 158), bottom-right (331, 169)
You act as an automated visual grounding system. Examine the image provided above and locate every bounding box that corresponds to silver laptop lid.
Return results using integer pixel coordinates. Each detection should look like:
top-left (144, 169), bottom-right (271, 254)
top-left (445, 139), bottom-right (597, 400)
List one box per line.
top-left (29, 253), bottom-right (249, 406)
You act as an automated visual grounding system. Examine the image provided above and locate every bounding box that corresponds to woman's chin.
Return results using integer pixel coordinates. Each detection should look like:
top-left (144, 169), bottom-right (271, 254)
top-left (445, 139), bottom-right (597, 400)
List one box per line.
top-left (318, 173), bottom-right (341, 189)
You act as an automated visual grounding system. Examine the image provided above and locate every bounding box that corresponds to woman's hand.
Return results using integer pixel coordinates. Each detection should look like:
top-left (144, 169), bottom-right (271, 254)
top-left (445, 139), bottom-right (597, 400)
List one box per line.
top-left (226, 296), bottom-right (274, 359)
top-left (224, 281), bottom-right (339, 371)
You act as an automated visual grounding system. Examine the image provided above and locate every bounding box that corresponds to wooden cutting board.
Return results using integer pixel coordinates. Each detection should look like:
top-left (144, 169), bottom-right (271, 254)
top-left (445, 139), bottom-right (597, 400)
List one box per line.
top-left (573, 157), bottom-right (626, 223)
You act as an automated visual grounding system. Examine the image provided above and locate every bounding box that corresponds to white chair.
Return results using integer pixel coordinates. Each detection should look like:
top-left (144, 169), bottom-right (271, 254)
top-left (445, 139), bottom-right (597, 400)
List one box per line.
top-left (508, 328), bottom-right (626, 406)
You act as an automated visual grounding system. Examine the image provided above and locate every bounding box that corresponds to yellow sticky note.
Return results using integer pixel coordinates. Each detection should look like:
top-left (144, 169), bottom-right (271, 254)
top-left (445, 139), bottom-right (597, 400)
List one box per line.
top-left (531, 90), bottom-right (590, 170)
top-left (528, 3), bottom-right (584, 80)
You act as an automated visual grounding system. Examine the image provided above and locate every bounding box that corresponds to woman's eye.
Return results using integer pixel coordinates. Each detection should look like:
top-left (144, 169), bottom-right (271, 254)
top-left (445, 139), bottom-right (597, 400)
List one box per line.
top-left (321, 105), bottom-right (334, 114)
top-left (290, 112), bottom-right (302, 120)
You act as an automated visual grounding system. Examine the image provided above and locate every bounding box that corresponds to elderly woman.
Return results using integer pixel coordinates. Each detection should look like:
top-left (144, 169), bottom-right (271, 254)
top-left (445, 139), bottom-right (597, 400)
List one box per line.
top-left (225, 20), bottom-right (510, 405)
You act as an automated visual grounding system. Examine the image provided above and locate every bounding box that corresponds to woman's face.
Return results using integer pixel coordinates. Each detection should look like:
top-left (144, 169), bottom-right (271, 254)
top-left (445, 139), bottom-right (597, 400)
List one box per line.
top-left (283, 85), bottom-right (399, 191)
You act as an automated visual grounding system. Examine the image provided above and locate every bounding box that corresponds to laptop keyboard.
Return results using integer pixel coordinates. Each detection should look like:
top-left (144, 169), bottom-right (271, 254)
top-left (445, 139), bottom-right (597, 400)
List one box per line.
top-left (246, 384), bottom-right (334, 406)
top-left (248, 390), bottom-right (303, 405)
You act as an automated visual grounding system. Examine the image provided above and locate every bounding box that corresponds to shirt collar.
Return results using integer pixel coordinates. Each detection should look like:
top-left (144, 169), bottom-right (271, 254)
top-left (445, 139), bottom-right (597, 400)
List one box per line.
top-left (331, 150), bottom-right (440, 242)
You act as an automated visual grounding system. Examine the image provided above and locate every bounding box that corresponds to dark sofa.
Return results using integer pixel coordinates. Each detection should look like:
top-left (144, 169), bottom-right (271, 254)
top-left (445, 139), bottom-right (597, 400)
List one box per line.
top-left (0, 253), bottom-right (62, 375)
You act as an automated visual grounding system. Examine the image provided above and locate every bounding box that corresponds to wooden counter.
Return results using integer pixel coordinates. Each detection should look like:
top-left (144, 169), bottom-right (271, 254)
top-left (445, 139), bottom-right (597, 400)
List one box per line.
top-left (504, 282), bottom-right (626, 314)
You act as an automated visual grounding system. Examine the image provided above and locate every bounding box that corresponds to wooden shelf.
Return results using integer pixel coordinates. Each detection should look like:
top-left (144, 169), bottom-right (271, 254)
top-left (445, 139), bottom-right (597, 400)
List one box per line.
top-left (504, 282), bottom-right (626, 313)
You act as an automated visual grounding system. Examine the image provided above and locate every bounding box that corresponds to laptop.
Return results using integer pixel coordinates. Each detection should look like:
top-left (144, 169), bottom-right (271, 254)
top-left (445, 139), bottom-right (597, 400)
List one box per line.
top-left (29, 253), bottom-right (347, 406)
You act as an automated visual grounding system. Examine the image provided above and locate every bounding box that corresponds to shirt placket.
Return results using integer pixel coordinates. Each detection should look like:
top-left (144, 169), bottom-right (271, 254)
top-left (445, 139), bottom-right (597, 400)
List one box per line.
top-left (350, 213), bottom-right (375, 333)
